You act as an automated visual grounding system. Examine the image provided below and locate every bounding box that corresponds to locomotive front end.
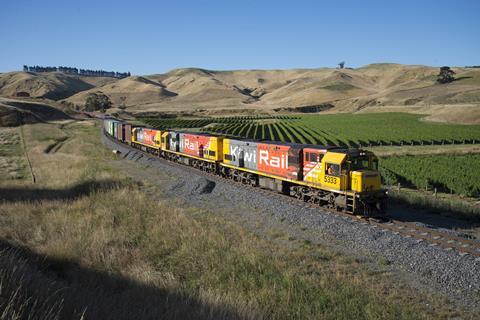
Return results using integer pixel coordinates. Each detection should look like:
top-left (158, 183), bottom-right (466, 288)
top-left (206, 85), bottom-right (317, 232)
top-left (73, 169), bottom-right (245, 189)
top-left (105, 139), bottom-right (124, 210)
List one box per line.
top-left (347, 151), bottom-right (387, 216)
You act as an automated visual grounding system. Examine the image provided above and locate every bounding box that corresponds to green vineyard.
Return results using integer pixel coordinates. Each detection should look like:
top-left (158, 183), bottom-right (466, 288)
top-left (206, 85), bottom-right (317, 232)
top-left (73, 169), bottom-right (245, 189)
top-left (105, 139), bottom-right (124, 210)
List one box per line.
top-left (379, 154), bottom-right (480, 197)
top-left (141, 113), bottom-right (480, 147)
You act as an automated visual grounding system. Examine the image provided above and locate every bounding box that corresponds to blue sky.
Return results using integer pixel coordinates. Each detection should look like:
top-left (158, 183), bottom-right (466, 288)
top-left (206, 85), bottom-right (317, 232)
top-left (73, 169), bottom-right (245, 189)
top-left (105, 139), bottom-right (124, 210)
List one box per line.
top-left (1, 0), bottom-right (479, 74)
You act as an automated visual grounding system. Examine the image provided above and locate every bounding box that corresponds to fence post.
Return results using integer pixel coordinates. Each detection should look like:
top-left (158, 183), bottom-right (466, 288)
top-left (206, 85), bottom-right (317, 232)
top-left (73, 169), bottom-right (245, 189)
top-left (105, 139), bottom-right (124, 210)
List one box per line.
top-left (397, 183), bottom-right (401, 192)
top-left (434, 188), bottom-right (437, 198)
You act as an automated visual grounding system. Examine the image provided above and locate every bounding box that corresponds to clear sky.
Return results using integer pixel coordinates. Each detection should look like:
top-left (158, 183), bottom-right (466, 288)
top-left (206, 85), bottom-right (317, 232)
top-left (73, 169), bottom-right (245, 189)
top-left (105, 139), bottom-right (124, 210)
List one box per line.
top-left (1, 0), bottom-right (479, 74)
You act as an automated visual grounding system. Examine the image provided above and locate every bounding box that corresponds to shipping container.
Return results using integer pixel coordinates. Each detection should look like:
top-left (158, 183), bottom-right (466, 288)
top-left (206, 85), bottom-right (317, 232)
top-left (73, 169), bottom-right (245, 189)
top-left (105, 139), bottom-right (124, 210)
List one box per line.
top-left (112, 120), bottom-right (120, 139)
top-left (179, 133), bottom-right (223, 161)
top-left (104, 119), bottom-right (114, 136)
top-left (115, 122), bottom-right (123, 140)
top-left (124, 124), bottom-right (132, 144)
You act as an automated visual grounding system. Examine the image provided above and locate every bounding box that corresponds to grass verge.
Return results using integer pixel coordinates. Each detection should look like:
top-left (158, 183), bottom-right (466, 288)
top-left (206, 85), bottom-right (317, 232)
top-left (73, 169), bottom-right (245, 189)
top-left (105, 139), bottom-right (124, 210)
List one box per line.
top-left (0, 120), bottom-right (471, 319)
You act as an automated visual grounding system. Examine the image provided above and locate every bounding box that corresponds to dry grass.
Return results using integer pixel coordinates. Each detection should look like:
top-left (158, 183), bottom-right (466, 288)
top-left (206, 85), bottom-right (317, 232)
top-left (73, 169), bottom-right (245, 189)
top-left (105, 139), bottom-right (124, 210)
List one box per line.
top-left (0, 127), bottom-right (27, 181)
top-left (0, 121), bottom-right (471, 319)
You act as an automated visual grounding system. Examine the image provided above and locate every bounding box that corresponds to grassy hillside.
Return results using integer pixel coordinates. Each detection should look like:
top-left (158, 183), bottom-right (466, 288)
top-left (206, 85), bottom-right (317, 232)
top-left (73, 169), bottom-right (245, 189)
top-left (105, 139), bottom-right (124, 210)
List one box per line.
top-left (0, 72), bottom-right (116, 100)
top-left (0, 121), bottom-right (468, 319)
top-left (1, 64), bottom-right (480, 122)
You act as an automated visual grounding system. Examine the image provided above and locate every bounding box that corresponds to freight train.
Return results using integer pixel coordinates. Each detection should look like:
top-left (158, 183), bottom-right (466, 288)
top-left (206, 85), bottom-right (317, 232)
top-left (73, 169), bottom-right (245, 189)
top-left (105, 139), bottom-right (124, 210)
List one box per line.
top-left (104, 118), bottom-right (387, 217)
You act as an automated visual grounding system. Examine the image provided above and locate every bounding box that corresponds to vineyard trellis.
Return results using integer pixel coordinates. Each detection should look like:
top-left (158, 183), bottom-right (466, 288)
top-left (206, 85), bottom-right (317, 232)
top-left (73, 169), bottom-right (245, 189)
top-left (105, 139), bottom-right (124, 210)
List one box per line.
top-left (379, 154), bottom-right (480, 197)
top-left (141, 113), bottom-right (480, 147)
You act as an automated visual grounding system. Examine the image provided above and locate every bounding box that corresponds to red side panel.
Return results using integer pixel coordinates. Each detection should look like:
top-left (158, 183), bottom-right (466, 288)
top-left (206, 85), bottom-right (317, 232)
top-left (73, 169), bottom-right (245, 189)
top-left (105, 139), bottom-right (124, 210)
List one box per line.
top-left (257, 143), bottom-right (301, 180)
top-left (136, 128), bottom-right (159, 147)
top-left (180, 133), bottom-right (211, 157)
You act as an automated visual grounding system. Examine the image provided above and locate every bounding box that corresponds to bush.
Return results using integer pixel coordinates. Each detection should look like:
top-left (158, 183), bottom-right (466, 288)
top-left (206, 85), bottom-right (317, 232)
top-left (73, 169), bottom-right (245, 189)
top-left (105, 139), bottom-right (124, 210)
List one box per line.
top-left (85, 92), bottom-right (112, 112)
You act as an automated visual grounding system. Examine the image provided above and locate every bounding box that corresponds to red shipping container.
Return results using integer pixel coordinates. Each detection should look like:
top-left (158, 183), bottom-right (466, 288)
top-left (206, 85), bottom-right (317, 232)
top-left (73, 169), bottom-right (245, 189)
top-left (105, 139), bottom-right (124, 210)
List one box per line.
top-left (257, 142), bottom-right (303, 180)
top-left (124, 124), bottom-right (132, 144)
top-left (115, 122), bottom-right (123, 140)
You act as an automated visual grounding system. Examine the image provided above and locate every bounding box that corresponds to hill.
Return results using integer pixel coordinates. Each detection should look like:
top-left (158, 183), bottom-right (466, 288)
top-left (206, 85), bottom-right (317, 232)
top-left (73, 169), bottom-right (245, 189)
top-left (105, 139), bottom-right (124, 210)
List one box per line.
top-left (0, 97), bottom-right (70, 126)
top-left (0, 72), bottom-right (116, 100)
top-left (1, 64), bottom-right (480, 123)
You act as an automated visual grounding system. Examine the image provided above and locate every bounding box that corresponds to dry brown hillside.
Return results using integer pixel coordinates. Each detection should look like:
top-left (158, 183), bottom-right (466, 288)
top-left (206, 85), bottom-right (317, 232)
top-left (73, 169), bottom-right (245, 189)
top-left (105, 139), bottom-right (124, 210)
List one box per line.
top-left (0, 72), bottom-right (116, 100)
top-left (1, 64), bottom-right (480, 122)
top-left (0, 97), bottom-right (70, 126)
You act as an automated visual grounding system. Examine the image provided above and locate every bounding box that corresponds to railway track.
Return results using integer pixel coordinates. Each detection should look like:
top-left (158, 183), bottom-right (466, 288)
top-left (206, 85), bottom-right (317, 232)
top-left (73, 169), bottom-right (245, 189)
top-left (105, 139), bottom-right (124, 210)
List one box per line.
top-left (104, 132), bottom-right (480, 259)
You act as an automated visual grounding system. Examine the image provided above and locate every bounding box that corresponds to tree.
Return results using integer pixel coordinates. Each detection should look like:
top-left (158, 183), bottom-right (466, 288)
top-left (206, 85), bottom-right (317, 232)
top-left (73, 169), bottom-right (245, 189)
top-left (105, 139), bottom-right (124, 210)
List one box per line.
top-left (84, 92), bottom-right (112, 112)
top-left (437, 66), bottom-right (455, 84)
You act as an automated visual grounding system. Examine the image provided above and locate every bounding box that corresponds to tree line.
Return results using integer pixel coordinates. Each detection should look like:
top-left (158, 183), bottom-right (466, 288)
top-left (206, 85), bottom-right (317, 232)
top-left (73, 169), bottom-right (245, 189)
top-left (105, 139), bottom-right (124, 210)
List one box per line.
top-left (23, 65), bottom-right (131, 78)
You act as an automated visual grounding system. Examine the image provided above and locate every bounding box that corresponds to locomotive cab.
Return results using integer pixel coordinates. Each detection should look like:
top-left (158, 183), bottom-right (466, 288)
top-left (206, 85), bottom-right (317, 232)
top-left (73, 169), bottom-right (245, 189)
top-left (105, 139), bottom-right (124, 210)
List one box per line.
top-left (317, 150), bottom-right (386, 215)
top-left (317, 150), bottom-right (381, 192)
top-left (347, 151), bottom-right (381, 193)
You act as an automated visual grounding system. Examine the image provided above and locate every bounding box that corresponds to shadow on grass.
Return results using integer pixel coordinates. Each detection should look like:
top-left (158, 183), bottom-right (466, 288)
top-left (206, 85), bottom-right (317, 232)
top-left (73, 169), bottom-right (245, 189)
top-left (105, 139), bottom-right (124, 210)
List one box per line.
top-left (0, 180), bottom-right (126, 203)
top-left (0, 239), bottom-right (242, 320)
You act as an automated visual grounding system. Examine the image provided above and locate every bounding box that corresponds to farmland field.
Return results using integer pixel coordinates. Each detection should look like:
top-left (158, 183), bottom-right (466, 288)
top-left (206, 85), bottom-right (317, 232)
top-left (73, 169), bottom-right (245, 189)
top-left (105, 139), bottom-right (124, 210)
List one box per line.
top-left (379, 154), bottom-right (480, 197)
top-left (141, 113), bottom-right (480, 147)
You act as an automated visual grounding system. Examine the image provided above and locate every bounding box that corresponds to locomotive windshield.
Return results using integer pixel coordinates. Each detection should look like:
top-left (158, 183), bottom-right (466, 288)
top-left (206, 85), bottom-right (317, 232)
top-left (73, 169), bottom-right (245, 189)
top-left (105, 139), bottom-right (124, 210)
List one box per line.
top-left (348, 155), bottom-right (375, 170)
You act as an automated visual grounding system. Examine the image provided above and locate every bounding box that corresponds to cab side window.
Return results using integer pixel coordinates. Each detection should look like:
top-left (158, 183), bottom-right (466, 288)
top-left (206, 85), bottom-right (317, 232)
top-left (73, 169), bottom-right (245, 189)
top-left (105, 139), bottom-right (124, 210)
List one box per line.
top-left (306, 152), bottom-right (319, 162)
top-left (326, 163), bottom-right (340, 177)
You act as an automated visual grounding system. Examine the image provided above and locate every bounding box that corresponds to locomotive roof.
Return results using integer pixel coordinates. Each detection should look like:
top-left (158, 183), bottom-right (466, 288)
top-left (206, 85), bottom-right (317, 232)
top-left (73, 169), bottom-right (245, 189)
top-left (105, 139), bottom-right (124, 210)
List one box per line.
top-left (331, 148), bottom-right (371, 157)
top-left (259, 140), bottom-right (337, 150)
top-left (222, 136), bottom-right (341, 150)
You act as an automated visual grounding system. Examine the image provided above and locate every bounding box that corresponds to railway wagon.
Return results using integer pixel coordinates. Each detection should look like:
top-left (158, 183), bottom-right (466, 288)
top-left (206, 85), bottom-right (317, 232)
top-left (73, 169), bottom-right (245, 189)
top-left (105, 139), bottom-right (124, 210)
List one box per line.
top-left (114, 122), bottom-right (123, 141)
top-left (123, 123), bottom-right (133, 144)
top-left (112, 120), bottom-right (120, 139)
top-left (116, 123), bottom-right (132, 143)
top-left (103, 119), bottom-right (109, 133)
top-left (104, 119), bottom-right (117, 136)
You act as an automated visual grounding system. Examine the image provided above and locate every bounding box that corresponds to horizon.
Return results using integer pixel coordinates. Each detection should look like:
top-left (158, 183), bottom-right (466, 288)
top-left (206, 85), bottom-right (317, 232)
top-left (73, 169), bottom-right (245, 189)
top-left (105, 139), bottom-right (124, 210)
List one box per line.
top-left (1, 0), bottom-right (479, 74)
top-left (8, 62), bottom-right (478, 76)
